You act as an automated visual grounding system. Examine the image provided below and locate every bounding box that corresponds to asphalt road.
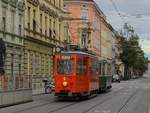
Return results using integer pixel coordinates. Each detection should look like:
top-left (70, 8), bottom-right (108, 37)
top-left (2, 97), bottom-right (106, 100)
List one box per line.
top-left (0, 70), bottom-right (150, 113)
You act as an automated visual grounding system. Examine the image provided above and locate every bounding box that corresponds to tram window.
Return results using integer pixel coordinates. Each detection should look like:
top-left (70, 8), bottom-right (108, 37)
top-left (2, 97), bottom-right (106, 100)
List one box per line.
top-left (90, 61), bottom-right (98, 76)
top-left (99, 63), bottom-right (102, 75)
top-left (76, 59), bottom-right (87, 75)
top-left (107, 64), bottom-right (111, 75)
top-left (77, 59), bottom-right (82, 74)
top-left (57, 59), bottom-right (74, 75)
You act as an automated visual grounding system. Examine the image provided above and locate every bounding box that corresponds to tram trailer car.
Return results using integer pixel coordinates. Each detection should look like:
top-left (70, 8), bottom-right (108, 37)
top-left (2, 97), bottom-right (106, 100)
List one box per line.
top-left (98, 61), bottom-right (112, 91)
top-left (54, 51), bottom-right (112, 98)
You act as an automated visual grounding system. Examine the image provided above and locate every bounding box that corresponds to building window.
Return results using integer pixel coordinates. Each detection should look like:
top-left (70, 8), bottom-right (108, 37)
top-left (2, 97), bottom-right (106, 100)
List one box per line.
top-left (28, 7), bottom-right (30, 29)
top-left (53, 30), bottom-right (56, 39)
top-left (81, 32), bottom-right (88, 48)
top-left (53, 21), bottom-right (55, 31)
top-left (18, 25), bottom-right (22, 36)
top-left (19, 37), bottom-right (22, 43)
top-left (33, 19), bottom-right (36, 32)
top-left (54, 0), bottom-right (55, 6)
top-left (45, 30), bottom-right (47, 36)
top-left (64, 25), bottom-right (68, 41)
top-left (49, 28), bottom-right (52, 38)
top-left (93, 16), bottom-right (100, 31)
top-left (18, 14), bottom-right (22, 36)
top-left (45, 16), bottom-right (47, 36)
top-left (2, 17), bottom-right (6, 31)
top-left (53, 21), bottom-right (56, 39)
top-left (40, 14), bottom-right (42, 34)
top-left (59, 0), bottom-right (61, 8)
top-left (11, 54), bottom-right (14, 77)
top-left (81, 9), bottom-right (88, 22)
top-left (59, 24), bottom-right (61, 41)
top-left (49, 19), bottom-right (52, 38)
top-left (11, 11), bottom-right (15, 33)
top-left (2, 7), bottom-right (6, 32)
top-left (33, 10), bottom-right (36, 32)
top-left (11, 36), bottom-right (15, 41)
top-left (19, 55), bottom-right (22, 76)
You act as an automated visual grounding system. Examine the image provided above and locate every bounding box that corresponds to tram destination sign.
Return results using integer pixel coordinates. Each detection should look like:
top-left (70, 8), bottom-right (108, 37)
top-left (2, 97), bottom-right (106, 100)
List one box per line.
top-left (61, 56), bottom-right (71, 60)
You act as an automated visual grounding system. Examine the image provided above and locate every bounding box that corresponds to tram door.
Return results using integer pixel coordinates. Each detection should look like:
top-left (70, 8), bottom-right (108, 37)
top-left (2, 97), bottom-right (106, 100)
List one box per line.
top-left (76, 56), bottom-right (88, 92)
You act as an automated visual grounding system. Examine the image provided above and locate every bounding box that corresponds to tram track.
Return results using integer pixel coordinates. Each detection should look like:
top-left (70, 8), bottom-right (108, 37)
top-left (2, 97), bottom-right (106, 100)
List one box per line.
top-left (12, 85), bottom-right (127, 113)
top-left (47, 87), bottom-right (128, 113)
top-left (13, 98), bottom-right (57, 113)
top-left (83, 89), bottom-right (138, 113)
top-left (117, 90), bottom-right (138, 113)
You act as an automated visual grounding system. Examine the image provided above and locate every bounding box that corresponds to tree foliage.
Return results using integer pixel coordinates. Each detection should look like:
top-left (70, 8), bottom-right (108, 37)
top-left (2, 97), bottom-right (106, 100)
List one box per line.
top-left (120, 35), bottom-right (149, 77)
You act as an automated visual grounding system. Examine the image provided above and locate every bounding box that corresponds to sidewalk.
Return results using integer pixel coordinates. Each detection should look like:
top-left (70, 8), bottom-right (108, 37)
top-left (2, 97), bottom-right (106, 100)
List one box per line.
top-left (0, 94), bottom-right (54, 113)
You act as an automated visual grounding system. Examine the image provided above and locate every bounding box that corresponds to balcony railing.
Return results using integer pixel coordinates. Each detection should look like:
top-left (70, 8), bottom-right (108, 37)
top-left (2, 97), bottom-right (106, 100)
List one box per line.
top-left (78, 21), bottom-right (93, 33)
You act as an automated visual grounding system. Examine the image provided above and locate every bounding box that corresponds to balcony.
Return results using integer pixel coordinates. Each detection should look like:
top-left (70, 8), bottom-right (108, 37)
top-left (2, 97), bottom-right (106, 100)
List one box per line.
top-left (78, 21), bottom-right (93, 33)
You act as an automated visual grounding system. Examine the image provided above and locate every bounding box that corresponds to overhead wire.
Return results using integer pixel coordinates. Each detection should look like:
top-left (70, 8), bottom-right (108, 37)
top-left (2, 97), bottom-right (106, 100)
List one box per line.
top-left (108, 0), bottom-right (125, 24)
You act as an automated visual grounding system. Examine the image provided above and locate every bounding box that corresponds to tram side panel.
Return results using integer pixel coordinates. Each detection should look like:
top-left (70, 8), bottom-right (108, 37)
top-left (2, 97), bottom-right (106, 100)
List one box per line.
top-left (88, 58), bottom-right (99, 93)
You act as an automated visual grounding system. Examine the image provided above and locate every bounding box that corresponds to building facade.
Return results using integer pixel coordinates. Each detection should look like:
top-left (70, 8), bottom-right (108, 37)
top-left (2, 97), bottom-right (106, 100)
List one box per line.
top-left (65, 0), bottom-right (115, 76)
top-left (100, 17), bottom-right (114, 76)
top-left (0, 0), bottom-right (32, 107)
top-left (24, 0), bottom-right (69, 94)
top-left (64, 0), bottom-right (102, 58)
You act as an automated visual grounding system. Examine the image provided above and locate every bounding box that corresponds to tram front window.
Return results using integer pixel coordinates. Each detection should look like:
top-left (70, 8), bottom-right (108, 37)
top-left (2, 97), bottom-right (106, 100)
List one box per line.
top-left (57, 59), bottom-right (74, 75)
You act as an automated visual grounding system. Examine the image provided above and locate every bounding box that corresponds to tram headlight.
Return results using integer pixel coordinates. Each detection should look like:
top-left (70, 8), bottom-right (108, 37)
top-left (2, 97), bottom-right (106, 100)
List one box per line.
top-left (63, 81), bottom-right (68, 87)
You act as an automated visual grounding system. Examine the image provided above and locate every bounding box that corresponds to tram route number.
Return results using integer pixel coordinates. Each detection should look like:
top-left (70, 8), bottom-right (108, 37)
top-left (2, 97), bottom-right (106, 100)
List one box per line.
top-left (61, 56), bottom-right (71, 60)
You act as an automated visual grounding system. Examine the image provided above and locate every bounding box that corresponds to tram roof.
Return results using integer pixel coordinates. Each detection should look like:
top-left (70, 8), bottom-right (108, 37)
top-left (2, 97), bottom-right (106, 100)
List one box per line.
top-left (61, 51), bottom-right (96, 57)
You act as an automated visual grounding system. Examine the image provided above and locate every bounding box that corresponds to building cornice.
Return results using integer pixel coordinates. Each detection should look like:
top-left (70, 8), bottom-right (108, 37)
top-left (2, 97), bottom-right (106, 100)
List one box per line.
top-left (25, 28), bottom-right (65, 47)
top-left (1, 0), bottom-right (25, 11)
top-left (27, 0), bottom-right (39, 7)
top-left (26, 0), bottom-right (68, 19)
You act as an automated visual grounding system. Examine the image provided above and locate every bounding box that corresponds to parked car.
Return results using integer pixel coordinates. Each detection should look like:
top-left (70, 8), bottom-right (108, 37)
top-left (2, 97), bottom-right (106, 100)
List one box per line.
top-left (112, 74), bottom-right (120, 83)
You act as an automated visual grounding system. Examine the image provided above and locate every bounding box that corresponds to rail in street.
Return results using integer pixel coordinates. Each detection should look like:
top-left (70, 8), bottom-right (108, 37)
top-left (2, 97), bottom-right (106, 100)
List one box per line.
top-left (0, 73), bottom-right (150, 113)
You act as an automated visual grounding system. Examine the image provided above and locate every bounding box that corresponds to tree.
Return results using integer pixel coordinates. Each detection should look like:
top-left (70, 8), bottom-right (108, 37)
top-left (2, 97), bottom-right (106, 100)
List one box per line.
top-left (120, 34), bottom-right (149, 79)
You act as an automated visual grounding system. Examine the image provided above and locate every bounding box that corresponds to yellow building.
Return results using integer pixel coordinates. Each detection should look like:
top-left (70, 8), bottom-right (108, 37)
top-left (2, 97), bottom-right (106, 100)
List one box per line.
top-left (101, 18), bottom-right (113, 61)
top-left (100, 17), bottom-right (114, 76)
top-left (24, 0), bottom-right (69, 94)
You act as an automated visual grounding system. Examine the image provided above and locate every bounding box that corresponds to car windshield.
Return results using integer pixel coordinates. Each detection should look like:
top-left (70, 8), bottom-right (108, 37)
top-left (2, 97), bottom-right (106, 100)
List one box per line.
top-left (57, 59), bottom-right (74, 75)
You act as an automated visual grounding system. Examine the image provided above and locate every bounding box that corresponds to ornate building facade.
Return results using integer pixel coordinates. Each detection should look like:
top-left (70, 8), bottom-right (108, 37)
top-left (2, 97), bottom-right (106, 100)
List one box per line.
top-left (0, 0), bottom-right (32, 107)
top-left (64, 0), bottom-right (102, 58)
top-left (24, 0), bottom-right (69, 94)
top-left (64, 0), bottom-right (114, 76)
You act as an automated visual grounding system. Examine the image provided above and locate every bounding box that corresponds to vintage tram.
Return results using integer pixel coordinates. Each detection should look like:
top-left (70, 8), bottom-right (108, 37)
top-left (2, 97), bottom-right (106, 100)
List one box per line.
top-left (54, 50), bottom-right (112, 98)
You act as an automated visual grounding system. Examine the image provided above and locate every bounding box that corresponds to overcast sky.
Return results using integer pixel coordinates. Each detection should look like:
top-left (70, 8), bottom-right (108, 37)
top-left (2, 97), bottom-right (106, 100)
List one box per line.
top-left (95, 0), bottom-right (150, 59)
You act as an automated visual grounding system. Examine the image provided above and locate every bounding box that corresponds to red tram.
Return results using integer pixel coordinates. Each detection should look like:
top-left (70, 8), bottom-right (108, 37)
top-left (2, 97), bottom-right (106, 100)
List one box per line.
top-left (54, 51), bottom-right (112, 98)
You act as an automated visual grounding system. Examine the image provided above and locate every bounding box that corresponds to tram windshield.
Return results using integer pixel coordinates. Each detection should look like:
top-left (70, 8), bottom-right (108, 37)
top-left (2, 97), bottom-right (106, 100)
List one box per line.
top-left (57, 59), bottom-right (74, 75)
